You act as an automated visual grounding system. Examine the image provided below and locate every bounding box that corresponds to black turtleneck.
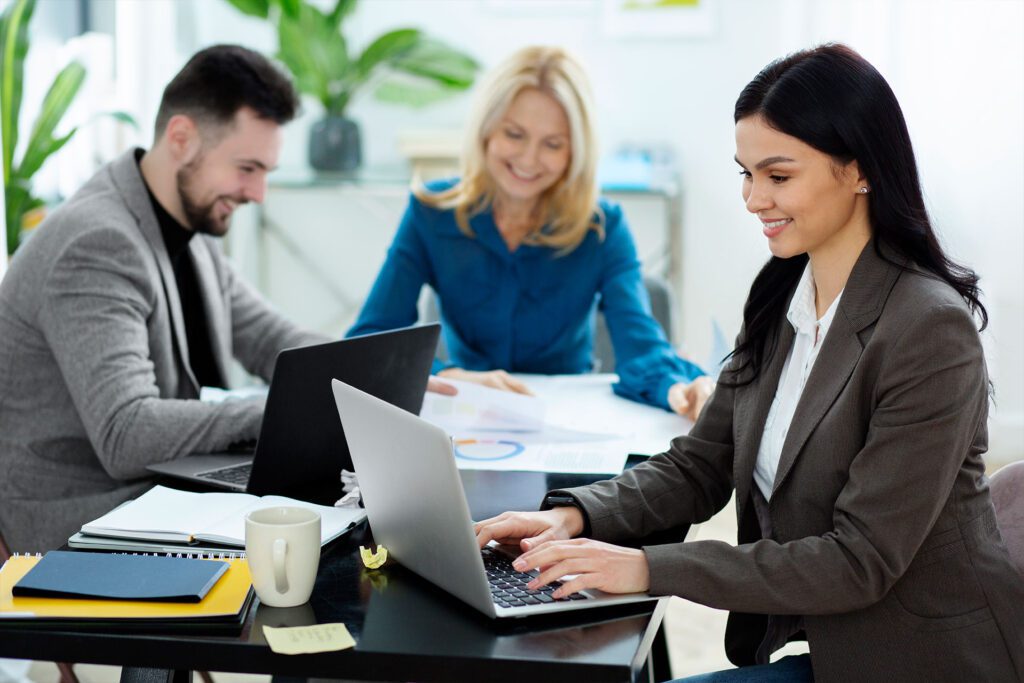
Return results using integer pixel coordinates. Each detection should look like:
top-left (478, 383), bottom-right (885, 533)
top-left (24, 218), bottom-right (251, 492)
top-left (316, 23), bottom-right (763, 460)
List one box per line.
top-left (136, 150), bottom-right (225, 389)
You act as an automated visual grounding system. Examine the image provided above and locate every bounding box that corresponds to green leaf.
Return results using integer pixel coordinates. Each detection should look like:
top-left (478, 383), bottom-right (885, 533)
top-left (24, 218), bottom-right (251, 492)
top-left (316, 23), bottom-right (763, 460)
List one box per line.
top-left (389, 38), bottom-right (478, 89)
top-left (355, 28), bottom-right (420, 79)
top-left (325, 90), bottom-right (351, 116)
top-left (373, 75), bottom-right (463, 108)
top-left (225, 0), bottom-right (270, 18)
top-left (276, 2), bottom-right (349, 111)
top-left (12, 109), bottom-right (135, 185)
top-left (16, 126), bottom-right (78, 182)
top-left (327, 0), bottom-right (357, 30)
top-left (4, 179), bottom-right (31, 256)
top-left (16, 61), bottom-right (85, 181)
top-left (1, 0), bottom-right (35, 186)
top-left (276, 0), bottom-right (301, 20)
top-left (102, 110), bottom-right (138, 128)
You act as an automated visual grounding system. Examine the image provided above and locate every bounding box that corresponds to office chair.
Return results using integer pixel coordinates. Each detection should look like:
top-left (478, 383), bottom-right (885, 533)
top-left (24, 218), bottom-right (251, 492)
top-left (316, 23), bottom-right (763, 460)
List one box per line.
top-left (592, 275), bottom-right (675, 373)
top-left (990, 460), bottom-right (1024, 579)
top-left (421, 290), bottom-right (450, 363)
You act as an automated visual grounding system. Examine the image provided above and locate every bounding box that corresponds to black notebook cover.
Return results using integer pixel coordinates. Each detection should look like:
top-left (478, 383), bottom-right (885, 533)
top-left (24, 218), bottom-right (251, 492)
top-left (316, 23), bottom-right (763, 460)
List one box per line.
top-left (12, 551), bottom-right (229, 603)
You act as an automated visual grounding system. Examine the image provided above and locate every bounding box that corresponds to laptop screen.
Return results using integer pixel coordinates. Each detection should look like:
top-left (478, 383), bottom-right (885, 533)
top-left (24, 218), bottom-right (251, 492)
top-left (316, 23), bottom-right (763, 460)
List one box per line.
top-left (246, 324), bottom-right (440, 504)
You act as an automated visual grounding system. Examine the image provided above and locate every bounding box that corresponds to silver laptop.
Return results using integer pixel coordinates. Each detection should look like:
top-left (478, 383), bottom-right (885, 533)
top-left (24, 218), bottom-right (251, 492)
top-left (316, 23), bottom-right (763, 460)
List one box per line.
top-left (331, 378), bottom-right (658, 619)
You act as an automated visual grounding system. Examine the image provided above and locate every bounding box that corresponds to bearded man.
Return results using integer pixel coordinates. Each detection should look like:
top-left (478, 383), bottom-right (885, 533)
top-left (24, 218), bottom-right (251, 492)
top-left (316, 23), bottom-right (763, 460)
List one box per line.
top-left (0, 45), bottom-right (326, 551)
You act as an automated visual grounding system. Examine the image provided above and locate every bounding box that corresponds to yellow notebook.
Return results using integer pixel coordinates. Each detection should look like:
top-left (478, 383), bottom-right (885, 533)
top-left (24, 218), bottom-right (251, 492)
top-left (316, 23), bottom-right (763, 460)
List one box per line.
top-left (0, 554), bottom-right (253, 629)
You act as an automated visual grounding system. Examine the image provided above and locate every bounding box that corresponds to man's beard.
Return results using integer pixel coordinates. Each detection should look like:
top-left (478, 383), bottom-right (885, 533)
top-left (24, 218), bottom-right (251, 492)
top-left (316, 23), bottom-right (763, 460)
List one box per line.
top-left (176, 155), bottom-right (245, 236)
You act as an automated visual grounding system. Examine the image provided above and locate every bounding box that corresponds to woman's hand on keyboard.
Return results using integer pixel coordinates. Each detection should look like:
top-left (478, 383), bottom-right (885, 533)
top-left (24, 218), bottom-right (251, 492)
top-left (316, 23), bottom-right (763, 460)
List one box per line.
top-left (474, 508), bottom-right (584, 551)
top-left (513, 538), bottom-right (651, 599)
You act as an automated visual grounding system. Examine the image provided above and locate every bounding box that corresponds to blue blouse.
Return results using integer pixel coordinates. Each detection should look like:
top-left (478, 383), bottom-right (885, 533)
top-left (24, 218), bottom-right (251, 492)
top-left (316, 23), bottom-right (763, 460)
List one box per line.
top-left (347, 182), bottom-right (705, 410)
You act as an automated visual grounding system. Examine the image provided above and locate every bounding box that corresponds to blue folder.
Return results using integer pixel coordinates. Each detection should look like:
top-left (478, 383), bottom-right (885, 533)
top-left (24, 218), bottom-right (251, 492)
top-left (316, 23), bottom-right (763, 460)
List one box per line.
top-left (11, 551), bottom-right (229, 603)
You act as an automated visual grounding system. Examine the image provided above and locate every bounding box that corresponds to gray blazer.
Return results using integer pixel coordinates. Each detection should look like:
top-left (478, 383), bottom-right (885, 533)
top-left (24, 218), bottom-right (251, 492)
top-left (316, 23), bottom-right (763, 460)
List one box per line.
top-left (0, 150), bottom-right (323, 552)
top-left (562, 243), bottom-right (1024, 682)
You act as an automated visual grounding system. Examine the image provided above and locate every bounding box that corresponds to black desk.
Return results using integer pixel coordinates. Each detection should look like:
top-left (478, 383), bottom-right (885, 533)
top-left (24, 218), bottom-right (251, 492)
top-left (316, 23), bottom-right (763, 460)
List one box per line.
top-left (0, 469), bottom-right (676, 683)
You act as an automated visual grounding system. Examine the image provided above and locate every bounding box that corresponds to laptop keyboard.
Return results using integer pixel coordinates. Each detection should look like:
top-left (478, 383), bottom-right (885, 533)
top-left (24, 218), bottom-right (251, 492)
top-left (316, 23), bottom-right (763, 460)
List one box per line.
top-left (481, 546), bottom-right (589, 608)
top-left (197, 462), bottom-right (252, 486)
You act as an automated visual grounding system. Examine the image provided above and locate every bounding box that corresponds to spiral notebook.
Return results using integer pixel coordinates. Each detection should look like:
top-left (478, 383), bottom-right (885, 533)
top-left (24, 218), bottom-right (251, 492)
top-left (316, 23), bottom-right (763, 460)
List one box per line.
top-left (79, 485), bottom-right (366, 549)
top-left (0, 553), bottom-right (254, 634)
top-left (66, 532), bottom-right (242, 556)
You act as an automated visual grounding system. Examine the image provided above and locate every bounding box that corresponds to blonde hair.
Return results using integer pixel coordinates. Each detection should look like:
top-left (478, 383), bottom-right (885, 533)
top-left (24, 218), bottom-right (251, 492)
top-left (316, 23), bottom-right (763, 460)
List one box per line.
top-left (414, 46), bottom-right (603, 252)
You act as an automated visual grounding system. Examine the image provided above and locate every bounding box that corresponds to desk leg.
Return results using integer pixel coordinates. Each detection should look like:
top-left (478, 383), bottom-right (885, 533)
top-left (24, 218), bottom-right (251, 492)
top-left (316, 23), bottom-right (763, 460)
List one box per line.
top-left (645, 626), bottom-right (673, 683)
top-left (119, 668), bottom-right (191, 683)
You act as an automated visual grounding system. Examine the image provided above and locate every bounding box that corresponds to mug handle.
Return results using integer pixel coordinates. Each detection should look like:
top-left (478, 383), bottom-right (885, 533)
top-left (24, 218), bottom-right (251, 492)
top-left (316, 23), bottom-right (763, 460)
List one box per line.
top-left (273, 538), bottom-right (289, 594)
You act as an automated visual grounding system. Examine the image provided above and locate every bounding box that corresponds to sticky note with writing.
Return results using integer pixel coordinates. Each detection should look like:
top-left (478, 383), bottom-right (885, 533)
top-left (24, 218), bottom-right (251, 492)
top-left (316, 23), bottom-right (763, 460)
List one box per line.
top-left (262, 623), bottom-right (356, 655)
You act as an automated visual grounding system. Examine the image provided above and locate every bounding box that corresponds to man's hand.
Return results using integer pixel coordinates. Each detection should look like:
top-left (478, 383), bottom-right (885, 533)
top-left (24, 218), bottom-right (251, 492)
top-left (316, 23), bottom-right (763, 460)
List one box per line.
top-left (437, 368), bottom-right (534, 395)
top-left (667, 376), bottom-right (715, 422)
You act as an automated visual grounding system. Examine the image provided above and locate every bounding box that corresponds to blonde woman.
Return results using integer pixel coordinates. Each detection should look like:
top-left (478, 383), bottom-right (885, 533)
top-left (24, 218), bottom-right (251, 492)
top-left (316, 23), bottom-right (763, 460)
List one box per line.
top-left (349, 46), bottom-right (712, 418)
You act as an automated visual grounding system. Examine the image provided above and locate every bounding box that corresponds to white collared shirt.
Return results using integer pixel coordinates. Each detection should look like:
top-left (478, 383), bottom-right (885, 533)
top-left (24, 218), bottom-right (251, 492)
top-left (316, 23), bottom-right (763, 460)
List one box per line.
top-left (754, 264), bottom-right (844, 501)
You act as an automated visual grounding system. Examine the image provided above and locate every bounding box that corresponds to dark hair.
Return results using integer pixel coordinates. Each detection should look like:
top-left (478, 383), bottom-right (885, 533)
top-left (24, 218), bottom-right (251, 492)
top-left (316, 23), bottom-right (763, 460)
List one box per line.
top-left (724, 43), bottom-right (986, 384)
top-left (154, 44), bottom-right (299, 139)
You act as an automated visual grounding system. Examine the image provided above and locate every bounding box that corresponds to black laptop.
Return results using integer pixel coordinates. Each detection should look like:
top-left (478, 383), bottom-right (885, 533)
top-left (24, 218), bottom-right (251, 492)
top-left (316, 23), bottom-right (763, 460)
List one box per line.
top-left (148, 324), bottom-right (440, 505)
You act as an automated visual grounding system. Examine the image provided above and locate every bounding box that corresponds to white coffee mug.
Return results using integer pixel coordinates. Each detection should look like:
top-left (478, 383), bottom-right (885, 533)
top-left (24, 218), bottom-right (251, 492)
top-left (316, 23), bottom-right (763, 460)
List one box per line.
top-left (245, 506), bottom-right (321, 608)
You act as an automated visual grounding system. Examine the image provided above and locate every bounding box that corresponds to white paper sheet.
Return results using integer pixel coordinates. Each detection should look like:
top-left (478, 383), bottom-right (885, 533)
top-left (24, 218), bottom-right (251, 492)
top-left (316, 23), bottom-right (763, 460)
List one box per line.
top-left (420, 378), bottom-right (545, 432)
top-left (530, 374), bottom-right (690, 457)
top-left (450, 435), bottom-right (633, 474)
top-left (421, 374), bottom-right (689, 474)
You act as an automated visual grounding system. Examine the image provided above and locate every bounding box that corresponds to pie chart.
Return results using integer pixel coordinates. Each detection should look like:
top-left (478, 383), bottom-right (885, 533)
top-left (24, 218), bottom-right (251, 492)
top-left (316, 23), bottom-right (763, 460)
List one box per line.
top-left (453, 439), bottom-right (525, 461)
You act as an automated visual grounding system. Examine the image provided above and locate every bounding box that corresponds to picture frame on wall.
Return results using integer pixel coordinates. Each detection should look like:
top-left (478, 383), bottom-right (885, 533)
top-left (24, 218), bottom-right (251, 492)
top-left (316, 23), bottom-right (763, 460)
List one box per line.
top-left (603, 0), bottom-right (716, 38)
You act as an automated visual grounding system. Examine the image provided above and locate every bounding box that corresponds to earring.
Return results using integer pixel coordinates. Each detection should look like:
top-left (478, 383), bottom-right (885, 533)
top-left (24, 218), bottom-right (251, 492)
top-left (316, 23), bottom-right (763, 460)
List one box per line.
top-left (858, 187), bottom-right (870, 194)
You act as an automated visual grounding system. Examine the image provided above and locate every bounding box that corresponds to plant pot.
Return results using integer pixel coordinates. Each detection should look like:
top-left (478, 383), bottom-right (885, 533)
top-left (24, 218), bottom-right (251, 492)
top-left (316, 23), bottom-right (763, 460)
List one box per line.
top-left (308, 116), bottom-right (361, 173)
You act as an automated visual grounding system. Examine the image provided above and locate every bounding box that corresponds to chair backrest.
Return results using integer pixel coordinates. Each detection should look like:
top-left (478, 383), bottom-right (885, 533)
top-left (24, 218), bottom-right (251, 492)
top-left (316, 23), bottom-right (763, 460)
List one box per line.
top-left (421, 290), bottom-right (449, 362)
top-left (592, 275), bottom-right (674, 373)
top-left (990, 460), bottom-right (1024, 579)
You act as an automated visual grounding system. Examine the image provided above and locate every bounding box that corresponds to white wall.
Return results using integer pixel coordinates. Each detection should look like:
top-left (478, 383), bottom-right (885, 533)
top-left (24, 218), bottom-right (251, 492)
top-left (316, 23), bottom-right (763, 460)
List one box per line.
top-left (104, 0), bottom-right (1024, 460)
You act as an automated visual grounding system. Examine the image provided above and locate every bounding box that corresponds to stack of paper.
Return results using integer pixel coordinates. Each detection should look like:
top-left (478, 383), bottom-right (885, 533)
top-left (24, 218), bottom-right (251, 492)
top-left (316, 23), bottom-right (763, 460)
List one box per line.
top-left (419, 376), bottom-right (671, 475)
top-left (420, 378), bottom-right (546, 433)
top-left (419, 374), bottom-right (689, 474)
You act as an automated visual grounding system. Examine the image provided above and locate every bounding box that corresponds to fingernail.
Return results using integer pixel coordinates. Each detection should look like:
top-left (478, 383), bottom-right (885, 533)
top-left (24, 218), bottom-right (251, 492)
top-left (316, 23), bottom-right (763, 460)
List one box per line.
top-left (522, 540), bottom-right (532, 550)
top-left (527, 580), bottom-right (537, 589)
top-left (513, 559), bottom-right (525, 570)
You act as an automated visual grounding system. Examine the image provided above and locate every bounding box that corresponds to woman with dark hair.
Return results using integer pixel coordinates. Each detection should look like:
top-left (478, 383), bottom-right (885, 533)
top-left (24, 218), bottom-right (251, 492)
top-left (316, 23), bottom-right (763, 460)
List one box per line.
top-left (473, 44), bottom-right (1024, 681)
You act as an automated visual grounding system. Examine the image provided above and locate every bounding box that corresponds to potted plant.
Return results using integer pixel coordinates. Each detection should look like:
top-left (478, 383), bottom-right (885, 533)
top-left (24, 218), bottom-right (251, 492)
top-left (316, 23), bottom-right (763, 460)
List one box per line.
top-left (226, 0), bottom-right (479, 173)
top-left (1, 0), bottom-right (134, 257)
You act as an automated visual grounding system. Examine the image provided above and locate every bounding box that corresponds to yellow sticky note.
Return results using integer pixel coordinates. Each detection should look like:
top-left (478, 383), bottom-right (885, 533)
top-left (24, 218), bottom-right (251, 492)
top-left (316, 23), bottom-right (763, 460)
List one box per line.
top-left (262, 623), bottom-right (355, 655)
top-left (359, 544), bottom-right (388, 569)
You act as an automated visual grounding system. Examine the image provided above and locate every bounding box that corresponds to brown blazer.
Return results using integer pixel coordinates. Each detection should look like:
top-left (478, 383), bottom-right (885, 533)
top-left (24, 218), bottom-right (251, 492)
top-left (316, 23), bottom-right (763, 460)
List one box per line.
top-left (562, 243), bottom-right (1024, 682)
